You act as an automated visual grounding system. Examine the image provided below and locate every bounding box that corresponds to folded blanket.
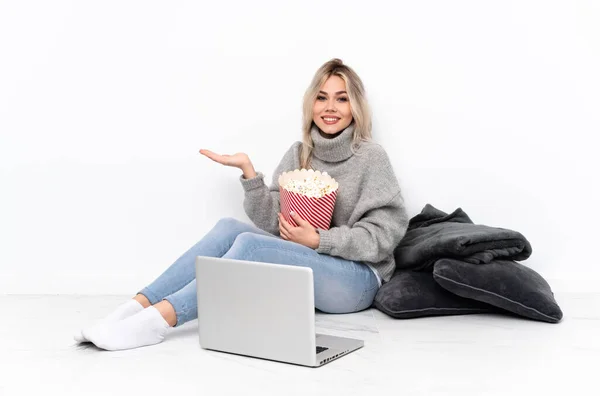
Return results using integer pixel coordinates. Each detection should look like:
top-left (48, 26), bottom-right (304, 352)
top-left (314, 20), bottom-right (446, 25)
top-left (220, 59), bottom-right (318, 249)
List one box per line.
top-left (393, 204), bottom-right (532, 272)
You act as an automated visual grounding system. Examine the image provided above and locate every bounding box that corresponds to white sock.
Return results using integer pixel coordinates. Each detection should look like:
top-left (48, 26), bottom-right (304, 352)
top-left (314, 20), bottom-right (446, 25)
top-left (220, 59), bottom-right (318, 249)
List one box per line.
top-left (74, 299), bottom-right (144, 343)
top-left (82, 306), bottom-right (171, 351)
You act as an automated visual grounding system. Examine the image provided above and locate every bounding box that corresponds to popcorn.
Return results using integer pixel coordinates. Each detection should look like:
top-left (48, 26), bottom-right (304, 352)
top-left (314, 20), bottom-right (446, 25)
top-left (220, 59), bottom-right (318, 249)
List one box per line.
top-left (278, 169), bottom-right (339, 230)
top-left (282, 176), bottom-right (336, 198)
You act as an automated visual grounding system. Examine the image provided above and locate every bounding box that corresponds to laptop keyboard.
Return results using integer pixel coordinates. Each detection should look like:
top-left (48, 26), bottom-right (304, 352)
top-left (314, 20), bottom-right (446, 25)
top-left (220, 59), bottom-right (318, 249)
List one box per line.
top-left (316, 346), bottom-right (329, 354)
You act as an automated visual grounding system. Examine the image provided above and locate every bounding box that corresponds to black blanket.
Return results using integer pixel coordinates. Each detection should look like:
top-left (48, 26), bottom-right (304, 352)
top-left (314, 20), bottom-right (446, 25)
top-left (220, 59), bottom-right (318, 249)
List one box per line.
top-left (393, 204), bottom-right (533, 272)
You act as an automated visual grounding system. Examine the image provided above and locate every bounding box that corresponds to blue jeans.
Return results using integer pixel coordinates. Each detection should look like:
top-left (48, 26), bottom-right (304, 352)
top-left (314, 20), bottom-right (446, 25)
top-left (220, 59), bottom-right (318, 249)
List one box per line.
top-left (137, 217), bottom-right (380, 327)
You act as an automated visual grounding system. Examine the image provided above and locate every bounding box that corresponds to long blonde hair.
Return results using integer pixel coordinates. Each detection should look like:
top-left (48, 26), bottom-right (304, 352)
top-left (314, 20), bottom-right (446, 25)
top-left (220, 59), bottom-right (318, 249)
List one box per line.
top-left (300, 58), bottom-right (373, 170)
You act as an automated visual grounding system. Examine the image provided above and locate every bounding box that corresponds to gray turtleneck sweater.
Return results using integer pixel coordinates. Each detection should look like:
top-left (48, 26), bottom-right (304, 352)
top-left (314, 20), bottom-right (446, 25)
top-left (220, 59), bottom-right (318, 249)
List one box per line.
top-left (238, 123), bottom-right (409, 284)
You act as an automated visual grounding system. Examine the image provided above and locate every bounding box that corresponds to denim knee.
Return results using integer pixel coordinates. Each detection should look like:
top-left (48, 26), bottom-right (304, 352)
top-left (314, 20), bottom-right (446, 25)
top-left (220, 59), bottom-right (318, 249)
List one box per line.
top-left (234, 232), bottom-right (262, 242)
top-left (215, 217), bottom-right (244, 231)
top-left (225, 232), bottom-right (262, 256)
top-left (315, 282), bottom-right (378, 314)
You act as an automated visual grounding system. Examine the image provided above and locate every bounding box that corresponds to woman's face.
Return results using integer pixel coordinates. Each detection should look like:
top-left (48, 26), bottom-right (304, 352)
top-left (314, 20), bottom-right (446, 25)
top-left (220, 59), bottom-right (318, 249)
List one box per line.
top-left (312, 75), bottom-right (353, 137)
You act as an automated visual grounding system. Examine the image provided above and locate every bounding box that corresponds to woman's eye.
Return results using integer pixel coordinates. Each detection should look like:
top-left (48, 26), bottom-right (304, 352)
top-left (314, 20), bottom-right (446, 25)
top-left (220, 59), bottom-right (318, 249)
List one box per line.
top-left (316, 96), bottom-right (348, 102)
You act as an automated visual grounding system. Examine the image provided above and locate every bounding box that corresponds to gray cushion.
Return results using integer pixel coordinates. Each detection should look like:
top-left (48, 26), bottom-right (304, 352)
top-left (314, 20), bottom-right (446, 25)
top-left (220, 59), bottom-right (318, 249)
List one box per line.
top-left (433, 259), bottom-right (563, 323)
top-left (373, 270), bottom-right (495, 319)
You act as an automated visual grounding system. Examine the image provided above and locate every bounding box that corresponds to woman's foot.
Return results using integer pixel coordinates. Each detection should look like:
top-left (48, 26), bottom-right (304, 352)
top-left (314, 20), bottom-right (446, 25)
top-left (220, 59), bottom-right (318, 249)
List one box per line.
top-left (82, 306), bottom-right (171, 351)
top-left (73, 297), bottom-right (147, 343)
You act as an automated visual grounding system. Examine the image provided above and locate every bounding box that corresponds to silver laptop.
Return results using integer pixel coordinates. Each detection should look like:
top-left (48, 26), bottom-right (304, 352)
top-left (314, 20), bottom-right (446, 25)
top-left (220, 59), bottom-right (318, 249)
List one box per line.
top-left (195, 255), bottom-right (364, 367)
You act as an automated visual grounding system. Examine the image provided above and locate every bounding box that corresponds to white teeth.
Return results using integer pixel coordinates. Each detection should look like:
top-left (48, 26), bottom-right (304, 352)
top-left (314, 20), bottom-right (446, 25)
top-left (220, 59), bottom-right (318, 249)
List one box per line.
top-left (324, 118), bottom-right (339, 122)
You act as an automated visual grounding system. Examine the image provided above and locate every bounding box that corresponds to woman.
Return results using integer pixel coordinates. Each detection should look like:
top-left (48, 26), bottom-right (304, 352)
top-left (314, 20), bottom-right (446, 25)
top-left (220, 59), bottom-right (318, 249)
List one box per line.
top-left (75, 58), bottom-right (409, 351)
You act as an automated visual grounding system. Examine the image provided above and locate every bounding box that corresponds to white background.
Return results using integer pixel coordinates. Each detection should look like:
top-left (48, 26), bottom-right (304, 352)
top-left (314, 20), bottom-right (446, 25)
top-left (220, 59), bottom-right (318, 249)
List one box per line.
top-left (1, 0), bottom-right (598, 294)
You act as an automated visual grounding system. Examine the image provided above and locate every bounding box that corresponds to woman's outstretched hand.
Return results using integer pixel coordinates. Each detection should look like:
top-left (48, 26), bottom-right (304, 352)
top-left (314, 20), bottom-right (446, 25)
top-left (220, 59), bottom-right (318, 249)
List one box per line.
top-left (199, 149), bottom-right (251, 169)
top-left (278, 211), bottom-right (320, 249)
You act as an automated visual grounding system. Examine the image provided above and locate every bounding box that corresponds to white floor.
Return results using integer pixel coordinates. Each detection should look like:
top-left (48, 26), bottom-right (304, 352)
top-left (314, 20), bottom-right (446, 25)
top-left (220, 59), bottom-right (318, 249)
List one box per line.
top-left (1, 293), bottom-right (599, 396)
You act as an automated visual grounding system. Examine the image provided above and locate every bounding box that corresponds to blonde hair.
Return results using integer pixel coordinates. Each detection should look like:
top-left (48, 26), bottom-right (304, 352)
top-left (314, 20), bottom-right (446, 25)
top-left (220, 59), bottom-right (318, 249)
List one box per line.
top-left (300, 58), bottom-right (373, 169)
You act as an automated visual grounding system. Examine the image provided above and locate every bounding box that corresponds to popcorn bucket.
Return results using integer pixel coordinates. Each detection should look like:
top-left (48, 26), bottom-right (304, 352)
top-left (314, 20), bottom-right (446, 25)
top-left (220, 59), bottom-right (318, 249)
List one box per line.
top-left (278, 169), bottom-right (339, 230)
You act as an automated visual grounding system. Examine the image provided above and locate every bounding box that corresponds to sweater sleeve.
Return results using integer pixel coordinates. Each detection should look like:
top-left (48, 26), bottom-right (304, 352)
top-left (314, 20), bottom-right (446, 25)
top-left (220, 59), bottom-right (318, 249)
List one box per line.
top-left (239, 142), bottom-right (299, 236)
top-left (315, 191), bottom-right (409, 263)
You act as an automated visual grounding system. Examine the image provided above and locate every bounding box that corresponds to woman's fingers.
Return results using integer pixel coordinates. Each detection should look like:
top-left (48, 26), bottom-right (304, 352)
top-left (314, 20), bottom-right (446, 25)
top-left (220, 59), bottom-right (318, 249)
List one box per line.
top-left (279, 221), bottom-right (289, 239)
top-left (200, 149), bottom-right (248, 168)
top-left (199, 149), bottom-right (221, 163)
top-left (201, 150), bottom-right (232, 166)
top-left (278, 213), bottom-right (292, 239)
top-left (280, 227), bottom-right (289, 240)
top-left (278, 213), bottom-right (290, 231)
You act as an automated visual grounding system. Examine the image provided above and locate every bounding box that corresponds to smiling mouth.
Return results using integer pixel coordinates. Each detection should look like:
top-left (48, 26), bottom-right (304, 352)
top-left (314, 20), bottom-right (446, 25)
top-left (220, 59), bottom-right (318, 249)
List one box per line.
top-left (322, 117), bottom-right (340, 125)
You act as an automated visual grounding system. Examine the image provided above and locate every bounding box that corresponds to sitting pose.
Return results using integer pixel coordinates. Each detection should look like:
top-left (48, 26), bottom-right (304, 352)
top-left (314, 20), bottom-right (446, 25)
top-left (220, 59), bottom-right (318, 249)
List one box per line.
top-left (74, 58), bottom-right (409, 351)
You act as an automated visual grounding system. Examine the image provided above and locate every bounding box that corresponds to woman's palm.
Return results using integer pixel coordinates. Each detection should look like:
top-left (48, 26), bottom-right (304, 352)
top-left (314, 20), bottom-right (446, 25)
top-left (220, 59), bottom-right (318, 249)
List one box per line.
top-left (199, 149), bottom-right (249, 169)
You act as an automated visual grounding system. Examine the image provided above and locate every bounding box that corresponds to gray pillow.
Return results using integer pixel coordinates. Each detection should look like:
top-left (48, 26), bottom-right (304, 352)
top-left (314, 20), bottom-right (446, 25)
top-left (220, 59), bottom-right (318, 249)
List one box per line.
top-left (373, 270), bottom-right (495, 319)
top-left (433, 259), bottom-right (563, 323)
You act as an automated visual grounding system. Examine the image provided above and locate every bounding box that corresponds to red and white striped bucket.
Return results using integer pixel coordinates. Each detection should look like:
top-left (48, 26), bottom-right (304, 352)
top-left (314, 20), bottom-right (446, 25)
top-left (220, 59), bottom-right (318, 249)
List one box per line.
top-left (278, 169), bottom-right (338, 230)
